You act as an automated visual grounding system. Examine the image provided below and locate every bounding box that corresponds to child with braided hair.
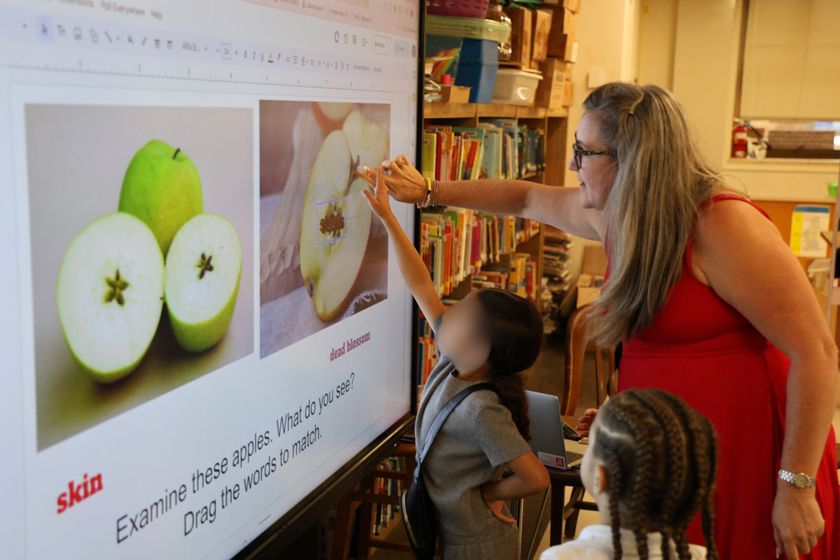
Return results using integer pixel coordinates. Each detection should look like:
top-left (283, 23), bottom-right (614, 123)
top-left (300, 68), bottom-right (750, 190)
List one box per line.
top-left (541, 388), bottom-right (718, 560)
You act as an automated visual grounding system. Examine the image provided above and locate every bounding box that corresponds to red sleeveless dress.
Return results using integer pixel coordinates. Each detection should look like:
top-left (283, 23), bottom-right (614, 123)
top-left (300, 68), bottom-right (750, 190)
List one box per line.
top-left (617, 195), bottom-right (840, 558)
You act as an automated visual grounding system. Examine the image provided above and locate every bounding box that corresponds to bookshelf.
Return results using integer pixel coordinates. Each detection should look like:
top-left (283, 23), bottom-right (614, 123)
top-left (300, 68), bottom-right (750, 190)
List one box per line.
top-left (416, 100), bottom-right (571, 382)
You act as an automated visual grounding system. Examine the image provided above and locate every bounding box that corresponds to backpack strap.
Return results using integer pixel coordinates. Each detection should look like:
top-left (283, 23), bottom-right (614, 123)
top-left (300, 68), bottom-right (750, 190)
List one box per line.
top-left (417, 382), bottom-right (495, 465)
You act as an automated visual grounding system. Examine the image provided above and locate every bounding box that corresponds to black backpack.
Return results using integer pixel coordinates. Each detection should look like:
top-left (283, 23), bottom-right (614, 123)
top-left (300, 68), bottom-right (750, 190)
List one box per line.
top-left (401, 383), bottom-right (494, 559)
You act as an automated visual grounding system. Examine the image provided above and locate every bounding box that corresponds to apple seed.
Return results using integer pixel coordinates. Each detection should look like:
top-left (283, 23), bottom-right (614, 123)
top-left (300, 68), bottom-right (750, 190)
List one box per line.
top-left (197, 252), bottom-right (214, 279)
top-left (104, 269), bottom-right (130, 306)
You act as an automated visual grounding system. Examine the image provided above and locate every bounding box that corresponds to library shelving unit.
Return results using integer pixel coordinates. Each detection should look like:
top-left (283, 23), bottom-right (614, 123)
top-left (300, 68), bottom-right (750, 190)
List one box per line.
top-left (416, 101), bottom-right (571, 380)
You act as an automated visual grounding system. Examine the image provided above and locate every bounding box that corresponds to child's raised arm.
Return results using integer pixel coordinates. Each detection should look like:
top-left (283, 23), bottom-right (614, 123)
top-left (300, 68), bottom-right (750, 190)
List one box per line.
top-left (361, 164), bottom-right (446, 327)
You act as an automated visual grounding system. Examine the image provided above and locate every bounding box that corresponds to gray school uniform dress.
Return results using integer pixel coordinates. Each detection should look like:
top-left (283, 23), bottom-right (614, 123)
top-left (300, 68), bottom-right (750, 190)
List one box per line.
top-left (416, 355), bottom-right (533, 560)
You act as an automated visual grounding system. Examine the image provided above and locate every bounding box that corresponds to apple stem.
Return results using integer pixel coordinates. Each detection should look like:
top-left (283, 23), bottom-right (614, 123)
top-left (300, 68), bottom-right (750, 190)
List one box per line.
top-left (173, 147), bottom-right (181, 160)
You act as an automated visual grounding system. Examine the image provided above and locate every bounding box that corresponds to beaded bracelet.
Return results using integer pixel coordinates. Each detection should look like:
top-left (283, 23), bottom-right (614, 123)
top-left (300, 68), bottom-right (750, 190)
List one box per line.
top-left (416, 176), bottom-right (433, 209)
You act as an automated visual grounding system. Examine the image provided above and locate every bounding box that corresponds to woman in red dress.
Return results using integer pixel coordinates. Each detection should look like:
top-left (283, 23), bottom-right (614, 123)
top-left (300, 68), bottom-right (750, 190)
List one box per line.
top-left (370, 82), bottom-right (839, 558)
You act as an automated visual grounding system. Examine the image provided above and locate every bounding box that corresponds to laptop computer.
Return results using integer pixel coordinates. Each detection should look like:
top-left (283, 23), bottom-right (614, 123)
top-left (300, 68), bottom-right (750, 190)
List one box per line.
top-left (526, 390), bottom-right (586, 470)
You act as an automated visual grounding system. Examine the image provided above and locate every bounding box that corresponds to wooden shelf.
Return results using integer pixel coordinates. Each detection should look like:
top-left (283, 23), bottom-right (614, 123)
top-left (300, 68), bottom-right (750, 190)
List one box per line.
top-left (424, 101), bottom-right (568, 120)
top-left (422, 102), bottom-right (476, 119)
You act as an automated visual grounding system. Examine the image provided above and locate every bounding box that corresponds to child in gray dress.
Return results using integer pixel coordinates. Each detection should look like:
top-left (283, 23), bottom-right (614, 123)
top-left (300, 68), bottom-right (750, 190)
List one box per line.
top-left (362, 164), bottom-right (550, 560)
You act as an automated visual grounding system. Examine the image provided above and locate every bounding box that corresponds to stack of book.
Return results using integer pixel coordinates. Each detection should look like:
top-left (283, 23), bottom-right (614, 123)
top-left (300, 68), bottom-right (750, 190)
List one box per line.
top-left (541, 228), bottom-right (573, 332)
top-left (420, 209), bottom-right (540, 297)
top-left (421, 121), bottom-right (545, 181)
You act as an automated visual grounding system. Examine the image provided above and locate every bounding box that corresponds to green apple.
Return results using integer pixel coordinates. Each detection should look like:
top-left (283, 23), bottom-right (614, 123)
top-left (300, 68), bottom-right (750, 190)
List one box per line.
top-left (299, 121), bottom-right (387, 320)
top-left (56, 212), bottom-right (164, 382)
top-left (119, 139), bottom-right (203, 255)
top-left (312, 102), bottom-right (356, 133)
top-left (342, 110), bottom-right (389, 172)
top-left (165, 213), bottom-right (242, 352)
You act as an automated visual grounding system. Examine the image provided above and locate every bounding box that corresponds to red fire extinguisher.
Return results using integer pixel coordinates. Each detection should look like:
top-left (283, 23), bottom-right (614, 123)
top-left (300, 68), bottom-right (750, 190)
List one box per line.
top-left (731, 121), bottom-right (748, 158)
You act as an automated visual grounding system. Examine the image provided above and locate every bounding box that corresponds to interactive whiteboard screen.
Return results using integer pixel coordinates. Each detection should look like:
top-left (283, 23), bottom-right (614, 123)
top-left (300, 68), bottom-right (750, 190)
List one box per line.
top-left (0, 1), bottom-right (420, 557)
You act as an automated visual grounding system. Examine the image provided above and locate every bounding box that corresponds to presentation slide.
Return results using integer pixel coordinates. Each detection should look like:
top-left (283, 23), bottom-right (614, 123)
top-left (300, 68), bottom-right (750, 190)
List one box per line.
top-left (0, 1), bottom-right (419, 558)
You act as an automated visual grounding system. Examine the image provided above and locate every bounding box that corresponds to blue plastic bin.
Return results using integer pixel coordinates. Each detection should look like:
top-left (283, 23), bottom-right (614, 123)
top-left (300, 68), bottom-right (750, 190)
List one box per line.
top-left (455, 39), bottom-right (498, 103)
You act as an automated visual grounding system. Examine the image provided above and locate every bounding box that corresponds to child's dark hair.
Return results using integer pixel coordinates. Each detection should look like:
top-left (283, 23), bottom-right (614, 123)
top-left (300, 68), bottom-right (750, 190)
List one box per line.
top-left (474, 288), bottom-right (543, 440)
top-left (592, 389), bottom-right (718, 560)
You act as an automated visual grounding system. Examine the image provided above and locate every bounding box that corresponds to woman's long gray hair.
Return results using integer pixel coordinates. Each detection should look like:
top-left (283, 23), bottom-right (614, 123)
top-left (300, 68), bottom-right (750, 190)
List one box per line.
top-left (583, 83), bottom-right (724, 346)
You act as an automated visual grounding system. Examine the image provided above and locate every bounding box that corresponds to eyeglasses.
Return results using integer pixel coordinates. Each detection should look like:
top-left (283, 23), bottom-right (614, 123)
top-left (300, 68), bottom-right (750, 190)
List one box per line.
top-left (572, 141), bottom-right (616, 169)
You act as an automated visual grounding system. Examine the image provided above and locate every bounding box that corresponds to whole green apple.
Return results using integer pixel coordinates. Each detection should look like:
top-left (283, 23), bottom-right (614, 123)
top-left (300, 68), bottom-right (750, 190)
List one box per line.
top-left (119, 139), bottom-right (203, 255)
top-left (165, 213), bottom-right (242, 352)
top-left (56, 212), bottom-right (164, 382)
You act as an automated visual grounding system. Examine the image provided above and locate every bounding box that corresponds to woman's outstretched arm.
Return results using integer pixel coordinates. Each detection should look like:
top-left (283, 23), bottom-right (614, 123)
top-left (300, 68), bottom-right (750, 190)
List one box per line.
top-left (362, 155), bottom-right (603, 240)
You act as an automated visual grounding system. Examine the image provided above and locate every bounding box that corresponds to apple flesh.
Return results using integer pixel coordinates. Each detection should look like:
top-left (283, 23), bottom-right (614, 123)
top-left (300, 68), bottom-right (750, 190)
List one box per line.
top-left (342, 110), bottom-right (389, 172)
top-left (56, 212), bottom-right (164, 382)
top-left (119, 139), bottom-right (203, 255)
top-left (165, 213), bottom-right (242, 352)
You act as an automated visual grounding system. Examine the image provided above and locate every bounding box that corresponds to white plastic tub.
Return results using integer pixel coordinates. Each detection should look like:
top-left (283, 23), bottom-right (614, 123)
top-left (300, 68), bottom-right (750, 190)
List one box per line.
top-left (491, 68), bottom-right (543, 105)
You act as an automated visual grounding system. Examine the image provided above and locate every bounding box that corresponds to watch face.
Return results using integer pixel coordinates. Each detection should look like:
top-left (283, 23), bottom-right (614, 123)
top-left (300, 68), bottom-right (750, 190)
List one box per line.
top-left (794, 474), bottom-right (810, 489)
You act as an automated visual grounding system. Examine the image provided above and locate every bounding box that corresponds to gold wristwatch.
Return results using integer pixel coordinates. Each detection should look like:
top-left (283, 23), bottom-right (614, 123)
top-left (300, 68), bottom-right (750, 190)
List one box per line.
top-left (778, 468), bottom-right (816, 489)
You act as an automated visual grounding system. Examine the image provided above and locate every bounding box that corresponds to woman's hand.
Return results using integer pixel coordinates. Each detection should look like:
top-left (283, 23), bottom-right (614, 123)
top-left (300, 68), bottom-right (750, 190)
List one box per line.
top-left (575, 408), bottom-right (598, 437)
top-left (772, 485), bottom-right (825, 559)
top-left (361, 154), bottom-right (426, 205)
top-left (481, 483), bottom-right (516, 525)
top-left (361, 164), bottom-right (395, 222)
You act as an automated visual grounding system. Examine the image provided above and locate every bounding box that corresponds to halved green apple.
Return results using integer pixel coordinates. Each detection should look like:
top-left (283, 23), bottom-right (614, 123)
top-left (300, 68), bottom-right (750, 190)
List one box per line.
top-left (56, 212), bottom-right (164, 382)
top-left (299, 128), bottom-right (377, 321)
top-left (165, 213), bottom-right (242, 352)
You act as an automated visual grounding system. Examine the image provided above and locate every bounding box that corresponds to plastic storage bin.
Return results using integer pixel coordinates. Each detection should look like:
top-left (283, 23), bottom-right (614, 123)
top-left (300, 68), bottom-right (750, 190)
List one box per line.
top-left (491, 68), bottom-right (542, 105)
top-left (455, 39), bottom-right (499, 103)
top-left (427, 0), bottom-right (490, 18)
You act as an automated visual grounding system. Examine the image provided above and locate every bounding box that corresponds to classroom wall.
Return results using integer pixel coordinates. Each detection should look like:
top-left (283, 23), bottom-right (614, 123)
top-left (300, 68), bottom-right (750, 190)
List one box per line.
top-left (646, 0), bottom-right (838, 202)
top-left (560, 0), bottom-right (838, 277)
top-left (561, 0), bottom-right (640, 276)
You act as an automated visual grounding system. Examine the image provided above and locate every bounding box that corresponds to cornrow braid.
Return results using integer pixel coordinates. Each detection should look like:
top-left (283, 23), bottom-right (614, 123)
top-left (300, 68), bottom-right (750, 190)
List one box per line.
top-left (590, 389), bottom-right (719, 560)
top-left (634, 528), bottom-right (650, 560)
top-left (699, 416), bottom-right (719, 560)
top-left (630, 390), bottom-right (691, 557)
top-left (594, 397), bottom-right (662, 559)
top-left (604, 452), bottom-right (624, 559)
top-left (655, 391), bottom-right (720, 559)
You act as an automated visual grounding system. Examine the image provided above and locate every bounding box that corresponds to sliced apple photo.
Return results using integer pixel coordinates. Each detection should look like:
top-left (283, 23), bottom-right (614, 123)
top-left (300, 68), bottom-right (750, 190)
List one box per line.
top-left (119, 139), bottom-right (204, 255)
top-left (312, 102), bottom-right (356, 133)
top-left (165, 213), bottom-right (242, 352)
top-left (56, 212), bottom-right (165, 383)
top-left (299, 129), bottom-right (371, 320)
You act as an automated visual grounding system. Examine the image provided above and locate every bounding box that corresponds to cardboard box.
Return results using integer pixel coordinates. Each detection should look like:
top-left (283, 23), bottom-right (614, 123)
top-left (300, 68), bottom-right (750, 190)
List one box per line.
top-left (440, 85), bottom-right (471, 104)
top-left (546, 6), bottom-right (576, 35)
top-left (505, 7), bottom-right (532, 67)
top-left (549, 32), bottom-right (577, 62)
top-left (576, 274), bottom-right (604, 308)
top-left (531, 9), bottom-right (553, 63)
top-left (576, 245), bottom-right (607, 308)
top-left (562, 79), bottom-right (574, 107)
top-left (534, 58), bottom-right (568, 108)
